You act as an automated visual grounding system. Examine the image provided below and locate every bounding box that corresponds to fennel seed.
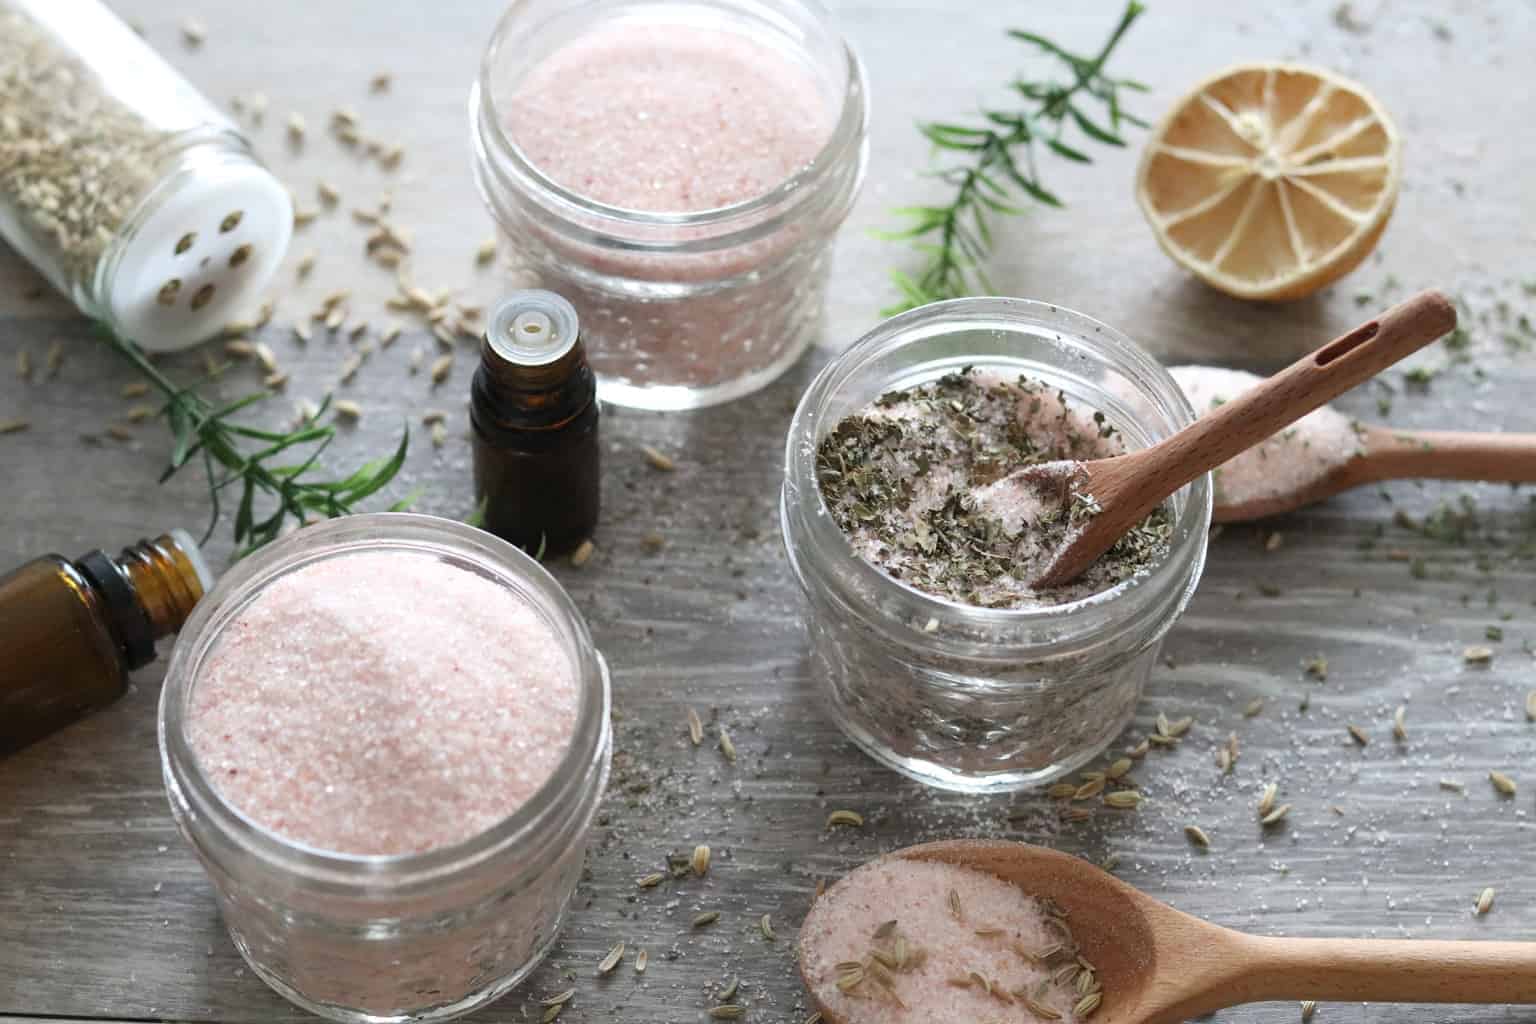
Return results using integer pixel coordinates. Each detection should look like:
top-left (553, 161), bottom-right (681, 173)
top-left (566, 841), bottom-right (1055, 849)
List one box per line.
top-left (429, 422), bottom-right (447, 448)
top-left (641, 444), bottom-right (675, 471)
top-left (0, 418), bottom-right (30, 435)
top-left (826, 810), bottom-right (864, 829)
top-left (718, 727), bottom-right (737, 762)
top-left (707, 1007), bottom-right (743, 1020)
top-left (1440, 779), bottom-right (1465, 793)
top-left (948, 888), bottom-right (962, 920)
top-left (1074, 777), bottom-right (1106, 800)
top-left (635, 948), bottom-right (648, 973)
top-left (1475, 887), bottom-right (1494, 915)
top-left (1244, 697), bottom-right (1264, 717)
top-left (120, 382), bottom-right (149, 398)
top-left (1301, 1001), bottom-right (1317, 1022)
top-left (429, 354), bottom-right (453, 385)
top-left (1525, 691), bottom-right (1536, 722)
top-left (1490, 771), bottom-right (1517, 796)
top-left (1463, 645), bottom-right (1493, 663)
top-left (1047, 783), bottom-right (1077, 799)
top-left (570, 539), bottom-right (594, 567)
top-left (476, 238), bottom-right (497, 265)
top-left (597, 941), bottom-right (624, 974)
top-left (691, 844), bottom-right (711, 876)
top-left (1104, 790), bottom-right (1140, 810)
top-left (1257, 783), bottom-right (1278, 818)
top-left (636, 872), bottom-right (664, 888)
top-left (538, 989), bottom-right (574, 1007)
top-left (540, 1005), bottom-right (563, 1024)
top-left (1347, 724), bottom-right (1369, 747)
top-left (1184, 824), bottom-right (1210, 849)
top-left (760, 913), bottom-right (775, 940)
top-left (693, 911), bottom-right (719, 927)
top-left (1105, 757), bottom-right (1132, 780)
top-left (1260, 804), bottom-right (1292, 826)
top-left (1392, 705), bottom-right (1407, 741)
top-left (1075, 992), bottom-right (1102, 1017)
top-left (686, 707), bottom-right (704, 746)
top-left (719, 977), bottom-right (739, 1002)
top-left (333, 399), bottom-right (362, 421)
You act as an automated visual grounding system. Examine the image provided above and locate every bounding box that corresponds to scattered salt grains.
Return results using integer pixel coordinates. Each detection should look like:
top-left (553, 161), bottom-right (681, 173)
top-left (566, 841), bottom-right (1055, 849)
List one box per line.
top-left (801, 859), bottom-right (1093, 1024)
top-left (185, 552), bottom-right (579, 854)
top-left (1169, 367), bottom-right (1364, 511)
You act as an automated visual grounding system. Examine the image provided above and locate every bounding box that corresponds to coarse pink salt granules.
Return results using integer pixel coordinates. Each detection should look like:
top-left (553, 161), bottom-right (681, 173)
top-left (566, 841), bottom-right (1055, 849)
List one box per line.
top-left (800, 858), bottom-right (1095, 1024)
top-left (506, 21), bottom-right (833, 213)
top-left (1170, 365), bottom-right (1365, 512)
top-left (187, 551), bottom-right (578, 856)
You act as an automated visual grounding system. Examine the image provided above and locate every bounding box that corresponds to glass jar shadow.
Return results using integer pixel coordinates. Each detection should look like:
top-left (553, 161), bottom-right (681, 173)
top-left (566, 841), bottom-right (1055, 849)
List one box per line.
top-left (780, 299), bottom-right (1212, 792)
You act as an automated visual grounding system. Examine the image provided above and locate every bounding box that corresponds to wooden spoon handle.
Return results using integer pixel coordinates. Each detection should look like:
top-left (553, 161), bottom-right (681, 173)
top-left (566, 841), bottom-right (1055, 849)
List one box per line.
top-left (1356, 425), bottom-right (1536, 484)
top-left (1139, 290), bottom-right (1457, 490)
top-left (1233, 934), bottom-right (1536, 1004)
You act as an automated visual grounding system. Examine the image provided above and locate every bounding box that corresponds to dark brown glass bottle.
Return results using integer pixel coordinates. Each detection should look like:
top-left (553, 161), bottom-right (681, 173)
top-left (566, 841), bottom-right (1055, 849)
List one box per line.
top-left (471, 290), bottom-right (600, 556)
top-left (0, 530), bottom-right (211, 755)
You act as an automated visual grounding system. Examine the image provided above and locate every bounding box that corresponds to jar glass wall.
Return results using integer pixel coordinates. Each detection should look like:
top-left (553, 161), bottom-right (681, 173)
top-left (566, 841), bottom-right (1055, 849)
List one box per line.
top-left (158, 515), bottom-right (611, 1023)
top-left (780, 299), bottom-right (1212, 793)
top-left (470, 0), bottom-right (869, 410)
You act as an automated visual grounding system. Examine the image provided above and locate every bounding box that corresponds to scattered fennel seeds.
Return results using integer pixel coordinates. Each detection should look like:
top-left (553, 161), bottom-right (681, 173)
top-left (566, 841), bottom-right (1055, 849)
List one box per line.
top-left (1301, 1000), bottom-right (1318, 1022)
top-left (1104, 790), bottom-right (1141, 810)
top-left (1475, 887), bottom-right (1495, 915)
top-left (1525, 691), bottom-right (1536, 722)
top-left (1244, 697), bottom-right (1265, 717)
top-left (693, 911), bottom-right (720, 928)
top-left (641, 444), bottom-right (676, 471)
top-left (1489, 771), bottom-right (1517, 796)
top-left (538, 988), bottom-right (575, 1007)
top-left (718, 727), bottom-right (737, 763)
top-left (1463, 645), bottom-right (1493, 664)
top-left (0, 418), bottom-right (31, 436)
top-left (636, 872), bottom-right (664, 888)
top-left (1184, 824), bottom-right (1210, 849)
top-left (760, 913), bottom-right (775, 940)
top-left (1347, 725), bottom-right (1369, 747)
top-left (1392, 705), bottom-right (1407, 741)
top-left (569, 539), bottom-right (594, 567)
top-left (691, 844), bottom-right (711, 876)
top-left (1257, 783), bottom-right (1278, 819)
top-left (708, 1007), bottom-right (743, 1020)
top-left (686, 707), bottom-right (704, 746)
top-left (634, 948), bottom-right (648, 973)
top-left (1260, 804), bottom-right (1292, 827)
top-left (826, 810), bottom-right (864, 829)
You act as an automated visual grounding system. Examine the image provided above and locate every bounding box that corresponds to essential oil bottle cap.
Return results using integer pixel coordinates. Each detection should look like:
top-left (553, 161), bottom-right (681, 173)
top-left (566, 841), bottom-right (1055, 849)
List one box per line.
top-left (486, 290), bottom-right (580, 367)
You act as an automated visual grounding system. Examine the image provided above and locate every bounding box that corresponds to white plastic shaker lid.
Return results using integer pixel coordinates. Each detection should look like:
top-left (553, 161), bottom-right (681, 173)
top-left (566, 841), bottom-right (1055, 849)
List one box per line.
top-left (106, 156), bottom-right (292, 352)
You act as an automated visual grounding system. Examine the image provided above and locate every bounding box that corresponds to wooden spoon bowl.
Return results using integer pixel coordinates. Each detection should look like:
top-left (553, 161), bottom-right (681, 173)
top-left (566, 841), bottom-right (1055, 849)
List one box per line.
top-left (801, 839), bottom-right (1536, 1024)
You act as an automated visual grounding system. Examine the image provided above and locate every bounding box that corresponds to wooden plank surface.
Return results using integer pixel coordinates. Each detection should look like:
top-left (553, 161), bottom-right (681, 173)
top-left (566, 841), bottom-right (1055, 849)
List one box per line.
top-left (2, 2), bottom-right (1535, 1024)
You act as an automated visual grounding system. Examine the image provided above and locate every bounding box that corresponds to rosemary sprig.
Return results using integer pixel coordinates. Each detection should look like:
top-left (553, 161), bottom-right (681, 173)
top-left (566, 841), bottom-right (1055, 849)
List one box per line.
top-left (882, 2), bottom-right (1148, 314)
top-left (100, 329), bottom-right (411, 555)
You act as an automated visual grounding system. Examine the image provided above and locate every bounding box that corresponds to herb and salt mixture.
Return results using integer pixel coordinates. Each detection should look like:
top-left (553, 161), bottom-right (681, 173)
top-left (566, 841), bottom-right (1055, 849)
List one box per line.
top-left (800, 857), bottom-right (1102, 1023)
top-left (1169, 366), bottom-right (1365, 512)
top-left (816, 367), bottom-right (1171, 608)
top-left (0, 3), bottom-right (165, 284)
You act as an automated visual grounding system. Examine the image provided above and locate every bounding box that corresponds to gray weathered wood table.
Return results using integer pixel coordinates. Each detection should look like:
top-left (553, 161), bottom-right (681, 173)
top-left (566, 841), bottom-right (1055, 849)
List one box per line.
top-left (2, 2), bottom-right (1533, 1023)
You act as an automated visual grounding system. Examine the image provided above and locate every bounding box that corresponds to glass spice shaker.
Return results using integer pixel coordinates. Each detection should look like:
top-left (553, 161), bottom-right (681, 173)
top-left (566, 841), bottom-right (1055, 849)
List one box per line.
top-left (471, 290), bottom-right (601, 557)
top-left (0, 0), bottom-right (291, 351)
top-left (0, 529), bottom-right (213, 755)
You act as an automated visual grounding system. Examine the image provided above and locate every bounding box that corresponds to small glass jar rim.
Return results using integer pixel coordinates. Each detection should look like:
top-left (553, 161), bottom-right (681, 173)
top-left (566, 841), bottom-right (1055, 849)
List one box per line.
top-left (158, 512), bottom-right (610, 885)
top-left (785, 296), bottom-right (1212, 626)
top-left (473, 0), bottom-right (867, 230)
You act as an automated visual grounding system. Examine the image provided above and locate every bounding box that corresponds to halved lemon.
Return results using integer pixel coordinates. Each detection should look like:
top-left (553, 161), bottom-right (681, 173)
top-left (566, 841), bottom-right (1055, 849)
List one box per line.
top-left (1136, 63), bottom-right (1400, 301)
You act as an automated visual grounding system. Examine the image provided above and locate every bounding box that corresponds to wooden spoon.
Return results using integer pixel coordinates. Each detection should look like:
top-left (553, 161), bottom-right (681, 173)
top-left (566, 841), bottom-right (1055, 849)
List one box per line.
top-left (1212, 423), bottom-right (1536, 522)
top-left (800, 839), bottom-right (1536, 1024)
top-left (1028, 290), bottom-right (1457, 587)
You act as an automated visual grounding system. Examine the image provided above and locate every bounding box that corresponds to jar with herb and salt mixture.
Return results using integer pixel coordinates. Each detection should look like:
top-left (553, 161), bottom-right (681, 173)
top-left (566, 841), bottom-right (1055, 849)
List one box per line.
top-left (780, 299), bottom-right (1212, 792)
top-left (0, 0), bottom-right (291, 351)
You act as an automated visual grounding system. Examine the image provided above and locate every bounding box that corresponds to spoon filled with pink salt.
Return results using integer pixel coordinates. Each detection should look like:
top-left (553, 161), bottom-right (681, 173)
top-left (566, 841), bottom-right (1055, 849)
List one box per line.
top-left (1023, 290), bottom-right (1458, 588)
top-left (799, 839), bottom-right (1536, 1024)
top-left (1170, 365), bottom-right (1536, 523)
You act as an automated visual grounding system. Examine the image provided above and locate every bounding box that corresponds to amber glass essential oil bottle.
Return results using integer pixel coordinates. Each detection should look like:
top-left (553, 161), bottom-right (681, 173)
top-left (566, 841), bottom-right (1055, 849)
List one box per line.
top-left (0, 529), bottom-right (212, 755)
top-left (471, 290), bottom-right (600, 556)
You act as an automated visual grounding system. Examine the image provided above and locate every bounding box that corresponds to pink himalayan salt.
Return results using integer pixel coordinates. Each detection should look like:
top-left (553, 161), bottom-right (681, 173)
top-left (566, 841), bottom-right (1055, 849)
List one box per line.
top-left (800, 858), bottom-right (1088, 1024)
top-left (507, 21), bottom-right (833, 213)
top-left (188, 551), bottom-right (578, 856)
top-left (1169, 365), bottom-right (1364, 511)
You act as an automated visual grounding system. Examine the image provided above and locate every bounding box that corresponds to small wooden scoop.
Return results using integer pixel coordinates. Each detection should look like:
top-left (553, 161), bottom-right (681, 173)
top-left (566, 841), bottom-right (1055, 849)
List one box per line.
top-left (801, 840), bottom-right (1536, 1024)
top-left (1214, 423), bottom-right (1536, 522)
top-left (1030, 290), bottom-right (1457, 587)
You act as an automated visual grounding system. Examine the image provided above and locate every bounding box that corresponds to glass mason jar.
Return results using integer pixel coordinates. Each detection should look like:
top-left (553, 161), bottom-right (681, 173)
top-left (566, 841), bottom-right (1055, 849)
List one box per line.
top-left (0, 0), bottom-right (291, 351)
top-left (780, 299), bottom-right (1212, 793)
top-left (470, 0), bottom-right (869, 411)
top-left (158, 514), bottom-right (612, 1023)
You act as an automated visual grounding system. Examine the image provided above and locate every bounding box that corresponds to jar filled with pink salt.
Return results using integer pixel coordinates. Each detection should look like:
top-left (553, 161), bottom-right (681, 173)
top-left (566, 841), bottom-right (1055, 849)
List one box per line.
top-left (471, 0), bottom-right (868, 410)
top-left (779, 299), bottom-right (1212, 792)
top-left (157, 514), bottom-right (611, 1023)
